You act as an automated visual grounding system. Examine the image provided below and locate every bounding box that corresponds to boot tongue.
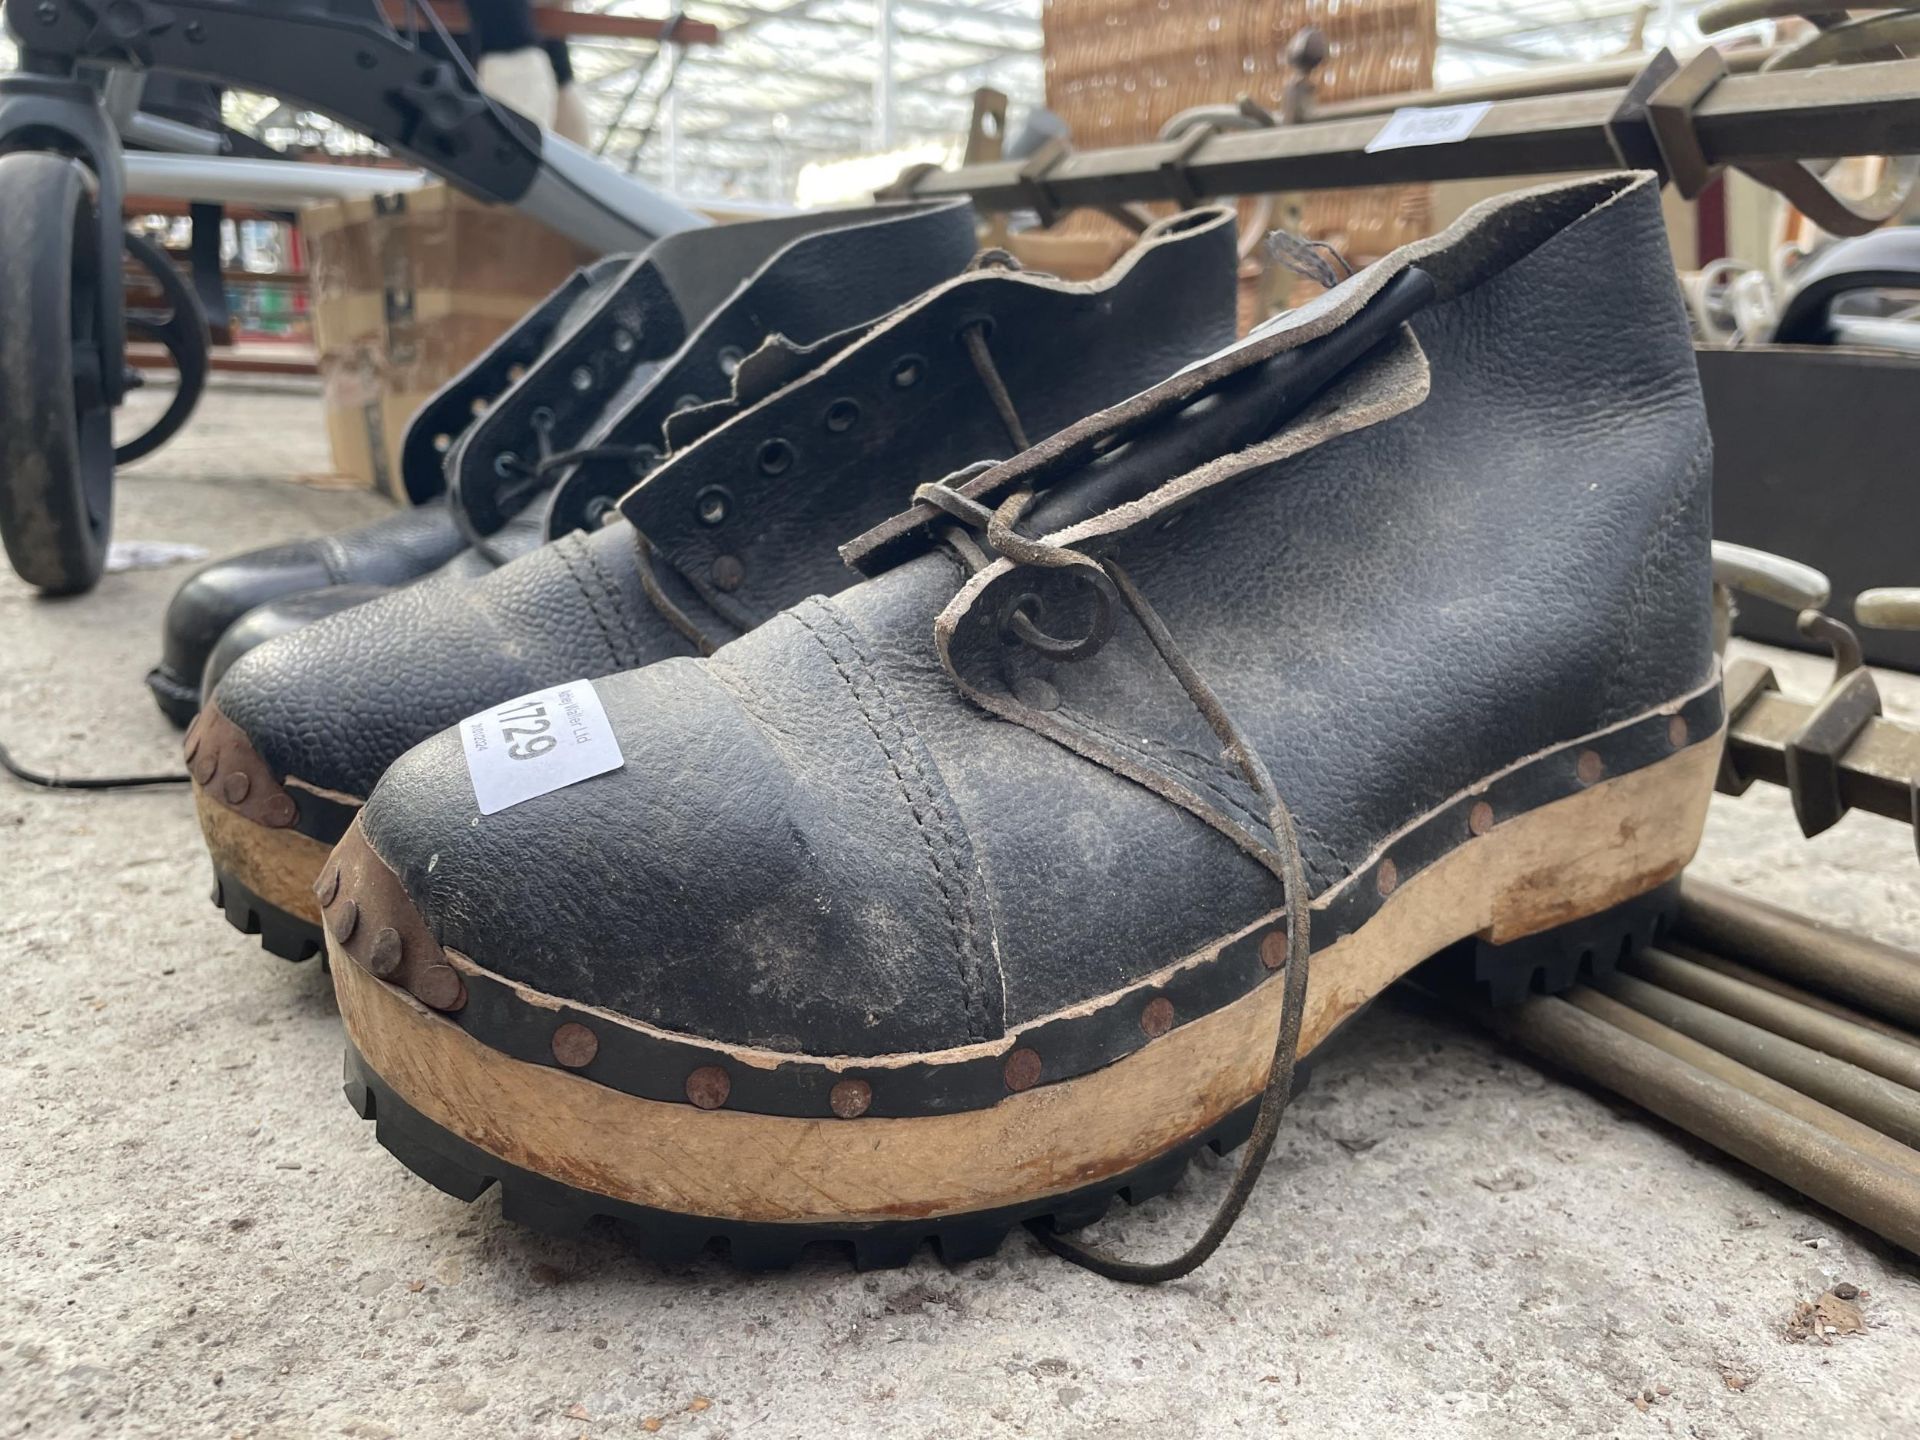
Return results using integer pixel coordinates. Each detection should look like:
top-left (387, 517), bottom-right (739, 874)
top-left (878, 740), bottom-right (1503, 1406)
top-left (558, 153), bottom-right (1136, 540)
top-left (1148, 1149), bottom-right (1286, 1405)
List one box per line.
top-left (543, 201), bottom-right (981, 538)
top-left (1020, 267), bottom-right (1437, 538)
top-left (443, 250), bottom-right (691, 547)
top-left (843, 263), bottom-right (1437, 577)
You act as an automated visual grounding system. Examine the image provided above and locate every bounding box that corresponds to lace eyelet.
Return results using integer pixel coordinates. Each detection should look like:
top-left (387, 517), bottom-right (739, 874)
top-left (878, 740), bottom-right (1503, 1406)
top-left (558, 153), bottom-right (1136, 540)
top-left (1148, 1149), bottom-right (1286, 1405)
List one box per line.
top-left (758, 438), bottom-right (796, 476)
top-left (955, 314), bottom-right (996, 344)
top-left (824, 398), bottom-right (860, 433)
top-left (612, 327), bottom-right (636, 354)
top-left (694, 485), bottom-right (731, 527)
top-left (718, 345), bottom-right (745, 377)
top-left (890, 355), bottom-right (926, 389)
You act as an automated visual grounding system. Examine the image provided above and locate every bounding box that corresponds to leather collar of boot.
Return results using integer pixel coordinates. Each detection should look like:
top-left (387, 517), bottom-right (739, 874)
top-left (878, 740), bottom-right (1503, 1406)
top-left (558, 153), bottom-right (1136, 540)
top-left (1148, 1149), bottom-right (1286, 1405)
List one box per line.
top-left (447, 250), bottom-right (692, 538)
top-left (399, 254), bottom-right (629, 505)
top-left (541, 200), bottom-right (982, 538)
top-left (844, 171), bottom-right (1655, 576)
top-left (614, 205), bottom-right (1241, 632)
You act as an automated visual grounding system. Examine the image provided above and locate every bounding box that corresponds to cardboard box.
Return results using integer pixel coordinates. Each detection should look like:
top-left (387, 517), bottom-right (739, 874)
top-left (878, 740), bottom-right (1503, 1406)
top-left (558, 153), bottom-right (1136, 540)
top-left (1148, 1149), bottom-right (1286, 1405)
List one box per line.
top-left (304, 184), bottom-right (596, 498)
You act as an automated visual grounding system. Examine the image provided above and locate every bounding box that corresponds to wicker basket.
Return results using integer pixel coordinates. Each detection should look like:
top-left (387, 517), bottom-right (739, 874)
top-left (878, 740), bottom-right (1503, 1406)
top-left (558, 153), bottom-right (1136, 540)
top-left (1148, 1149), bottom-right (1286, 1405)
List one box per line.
top-left (1040, 0), bottom-right (1437, 326)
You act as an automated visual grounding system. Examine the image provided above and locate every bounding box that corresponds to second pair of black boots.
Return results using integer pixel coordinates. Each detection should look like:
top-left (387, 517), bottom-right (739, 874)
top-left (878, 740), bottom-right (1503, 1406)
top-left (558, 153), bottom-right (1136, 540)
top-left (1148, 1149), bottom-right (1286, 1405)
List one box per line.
top-left (150, 202), bottom-right (988, 725)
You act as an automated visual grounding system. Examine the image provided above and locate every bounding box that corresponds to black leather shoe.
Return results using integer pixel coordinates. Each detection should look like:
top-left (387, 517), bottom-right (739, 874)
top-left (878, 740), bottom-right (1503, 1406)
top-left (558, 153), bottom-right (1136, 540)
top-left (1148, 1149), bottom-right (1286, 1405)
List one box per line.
top-left (325, 175), bottom-right (1725, 1274)
top-left (192, 209), bottom-right (1242, 960)
top-left (145, 258), bottom-right (624, 728)
top-left (149, 202), bottom-right (979, 725)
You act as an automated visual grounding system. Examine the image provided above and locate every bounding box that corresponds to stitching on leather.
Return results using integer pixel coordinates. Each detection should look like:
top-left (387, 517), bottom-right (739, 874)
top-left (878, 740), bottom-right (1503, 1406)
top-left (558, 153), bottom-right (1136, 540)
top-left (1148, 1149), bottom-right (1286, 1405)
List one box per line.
top-left (1056, 701), bottom-right (1348, 890)
top-left (316, 536), bottom-right (350, 585)
top-left (576, 537), bottom-right (643, 670)
top-left (789, 599), bottom-right (995, 1040)
top-left (704, 654), bottom-right (786, 738)
top-left (553, 537), bottom-right (630, 670)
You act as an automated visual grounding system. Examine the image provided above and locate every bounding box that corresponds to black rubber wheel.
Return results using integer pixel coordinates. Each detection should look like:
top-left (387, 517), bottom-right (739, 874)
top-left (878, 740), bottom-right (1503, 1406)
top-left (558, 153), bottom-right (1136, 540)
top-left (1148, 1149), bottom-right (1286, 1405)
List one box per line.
top-left (116, 229), bottom-right (211, 466)
top-left (0, 152), bottom-right (114, 596)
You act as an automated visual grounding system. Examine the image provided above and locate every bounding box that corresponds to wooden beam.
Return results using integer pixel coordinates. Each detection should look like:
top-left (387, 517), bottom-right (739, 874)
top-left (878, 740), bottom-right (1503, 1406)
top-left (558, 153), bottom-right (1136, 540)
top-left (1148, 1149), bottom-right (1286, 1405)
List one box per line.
top-left (381, 3), bottom-right (721, 48)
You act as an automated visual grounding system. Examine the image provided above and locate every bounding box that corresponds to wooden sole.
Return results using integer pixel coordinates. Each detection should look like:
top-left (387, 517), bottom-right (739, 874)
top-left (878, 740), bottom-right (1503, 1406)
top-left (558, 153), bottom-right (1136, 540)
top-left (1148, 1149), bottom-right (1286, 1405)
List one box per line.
top-left (333, 729), bottom-right (1722, 1229)
top-left (195, 781), bottom-right (334, 932)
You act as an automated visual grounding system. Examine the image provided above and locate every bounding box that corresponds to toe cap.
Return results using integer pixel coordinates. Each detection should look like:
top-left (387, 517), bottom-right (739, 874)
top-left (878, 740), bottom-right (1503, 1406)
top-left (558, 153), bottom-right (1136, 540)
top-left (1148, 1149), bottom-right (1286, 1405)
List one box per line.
top-left (358, 629), bottom-right (1001, 1058)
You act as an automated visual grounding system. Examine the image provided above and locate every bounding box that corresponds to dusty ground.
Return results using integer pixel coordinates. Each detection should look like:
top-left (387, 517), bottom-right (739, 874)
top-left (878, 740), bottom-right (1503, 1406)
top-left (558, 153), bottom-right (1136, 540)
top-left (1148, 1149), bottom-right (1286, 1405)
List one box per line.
top-left (3, 381), bottom-right (1918, 1439)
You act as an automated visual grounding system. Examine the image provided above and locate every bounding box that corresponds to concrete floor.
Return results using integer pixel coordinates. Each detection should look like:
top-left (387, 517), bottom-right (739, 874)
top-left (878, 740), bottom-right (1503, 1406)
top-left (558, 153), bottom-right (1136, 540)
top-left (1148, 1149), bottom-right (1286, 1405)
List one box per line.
top-left (3, 381), bottom-right (1918, 1439)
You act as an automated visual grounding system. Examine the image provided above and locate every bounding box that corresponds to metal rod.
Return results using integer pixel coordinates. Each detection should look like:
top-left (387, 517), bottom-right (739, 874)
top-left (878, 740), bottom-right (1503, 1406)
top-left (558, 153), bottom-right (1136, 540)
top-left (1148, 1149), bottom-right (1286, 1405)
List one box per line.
top-left (1480, 994), bottom-right (1920, 1254)
top-left (1667, 941), bottom-right (1920, 1049)
top-left (1298, 44), bottom-right (1774, 120)
top-left (1724, 692), bottom-right (1920, 825)
top-left (123, 152), bottom-right (429, 204)
top-left (895, 57), bottom-right (1920, 208)
top-left (1566, 985), bottom-right (1920, 1185)
top-left (1594, 971), bottom-right (1920, 1148)
top-left (1677, 878), bottom-right (1920, 1029)
top-left (1625, 946), bottom-right (1920, 1089)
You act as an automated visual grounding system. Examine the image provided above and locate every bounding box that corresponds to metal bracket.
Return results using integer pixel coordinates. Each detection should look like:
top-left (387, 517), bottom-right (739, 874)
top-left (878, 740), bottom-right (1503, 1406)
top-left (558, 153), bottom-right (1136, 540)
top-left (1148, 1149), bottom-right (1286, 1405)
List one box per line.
top-left (963, 87), bottom-right (1008, 167)
top-left (1604, 47), bottom-right (1683, 175)
top-left (1783, 608), bottom-right (1883, 837)
top-left (1715, 656), bottom-right (1781, 798)
top-left (1856, 587), bottom-right (1920, 863)
top-left (1157, 124), bottom-right (1215, 210)
top-left (1015, 135), bottom-right (1071, 228)
top-left (1644, 46), bottom-right (1730, 199)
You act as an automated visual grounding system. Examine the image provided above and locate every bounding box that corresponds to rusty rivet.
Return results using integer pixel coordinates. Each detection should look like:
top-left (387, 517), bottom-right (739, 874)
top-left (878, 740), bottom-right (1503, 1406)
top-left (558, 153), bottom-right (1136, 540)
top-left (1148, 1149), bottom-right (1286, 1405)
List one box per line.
top-left (829, 1078), bottom-right (872, 1119)
top-left (1376, 859), bottom-right (1399, 897)
top-left (314, 866), bottom-right (341, 906)
top-left (1577, 750), bottom-right (1604, 785)
top-left (366, 926), bottom-right (404, 979)
top-left (413, 964), bottom-right (466, 1013)
top-left (551, 1022), bottom-right (599, 1069)
top-left (1469, 801), bottom-right (1495, 836)
top-left (191, 752), bottom-right (218, 785)
top-left (1140, 997), bottom-right (1175, 1038)
top-left (262, 794), bottom-right (297, 828)
top-left (1003, 1048), bottom-right (1042, 1093)
top-left (330, 897), bottom-right (359, 943)
top-left (221, 771), bottom-right (251, 805)
top-left (1668, 715), bottom-right (1689, 749)
top-left (710, 554), bottom-right (745, 592)
top-left (1260, 930), bottom-right (1289, 971)
top-left (686, 1065), bottom-right (731, 1109)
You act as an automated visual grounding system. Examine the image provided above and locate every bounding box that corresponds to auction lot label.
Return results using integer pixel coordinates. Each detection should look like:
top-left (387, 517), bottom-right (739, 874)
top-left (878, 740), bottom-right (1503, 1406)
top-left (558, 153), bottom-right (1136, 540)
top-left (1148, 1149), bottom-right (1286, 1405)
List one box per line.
top-left (462, 679), bottom-right (625, 815)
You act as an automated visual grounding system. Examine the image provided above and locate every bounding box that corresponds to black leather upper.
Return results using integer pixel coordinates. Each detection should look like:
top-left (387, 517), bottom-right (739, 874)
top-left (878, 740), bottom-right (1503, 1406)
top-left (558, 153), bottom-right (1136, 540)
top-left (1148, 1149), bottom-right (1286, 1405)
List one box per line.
top-left (215, 211), bottom-right (1242, 815)
top-left (360, 174), bottom-right (1717, 1058)
top-left (148, 498), bottom-right (473, 723)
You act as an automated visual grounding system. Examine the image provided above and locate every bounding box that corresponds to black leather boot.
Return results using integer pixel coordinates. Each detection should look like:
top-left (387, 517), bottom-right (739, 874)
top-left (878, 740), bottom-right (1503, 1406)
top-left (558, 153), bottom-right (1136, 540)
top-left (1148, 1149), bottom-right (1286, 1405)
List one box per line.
top-left (148, 203), bottom-right (979, 726)
top-left (191, 210), bottom-right (1241, 961)
top-left (323, 174), bottom-right (1724, 1275)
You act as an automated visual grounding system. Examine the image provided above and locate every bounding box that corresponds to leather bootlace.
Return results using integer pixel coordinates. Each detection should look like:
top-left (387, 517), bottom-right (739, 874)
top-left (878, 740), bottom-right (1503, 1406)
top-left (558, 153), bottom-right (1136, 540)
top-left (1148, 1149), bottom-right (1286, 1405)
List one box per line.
top-left (916, 477), bottom-right (1312, 1284)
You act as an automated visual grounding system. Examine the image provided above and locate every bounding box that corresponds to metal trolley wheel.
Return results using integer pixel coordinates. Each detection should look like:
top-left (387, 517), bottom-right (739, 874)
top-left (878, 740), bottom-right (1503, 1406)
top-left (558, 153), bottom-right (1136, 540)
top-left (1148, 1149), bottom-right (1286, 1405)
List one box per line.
top-left (0, 150), bottom-right (115, 596)
top-left (117, 228), bottom-right (211, 468)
